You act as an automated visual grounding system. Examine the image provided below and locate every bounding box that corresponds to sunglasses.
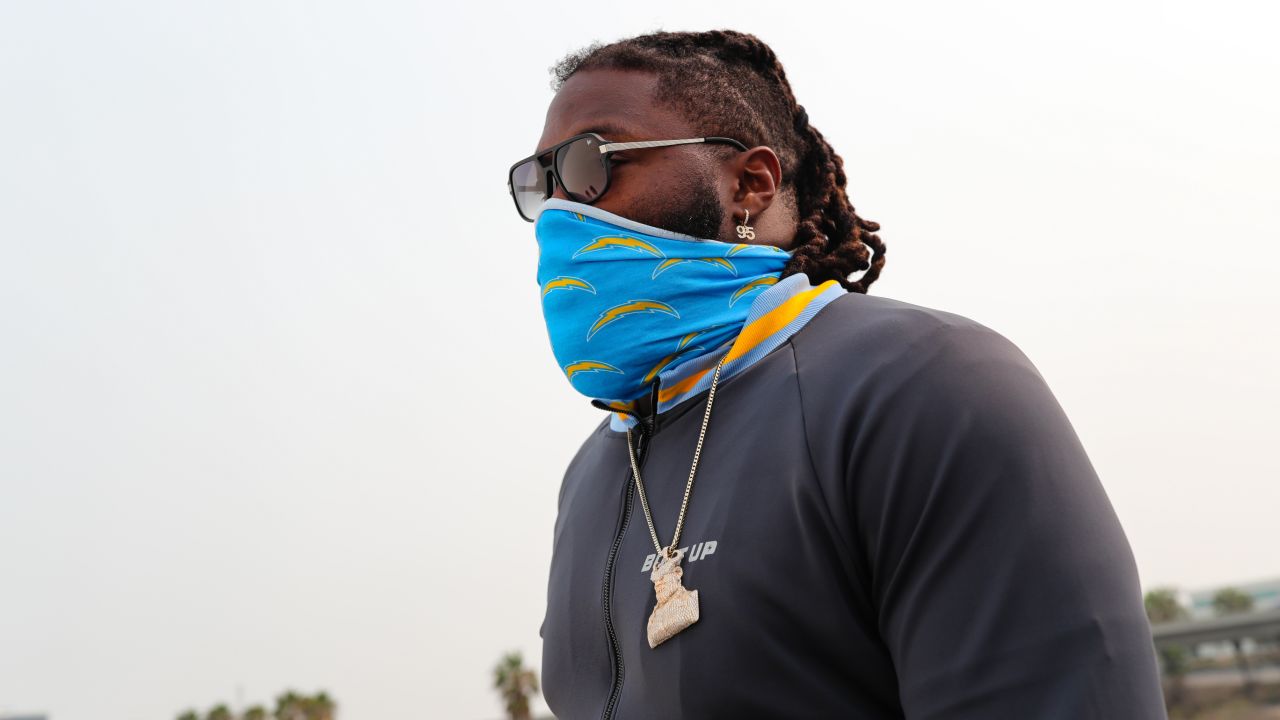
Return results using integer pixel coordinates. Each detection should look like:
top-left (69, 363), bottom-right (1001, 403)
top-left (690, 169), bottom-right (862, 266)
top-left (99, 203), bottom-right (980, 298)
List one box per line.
top-left (507, 132), bottom-right (749, 222)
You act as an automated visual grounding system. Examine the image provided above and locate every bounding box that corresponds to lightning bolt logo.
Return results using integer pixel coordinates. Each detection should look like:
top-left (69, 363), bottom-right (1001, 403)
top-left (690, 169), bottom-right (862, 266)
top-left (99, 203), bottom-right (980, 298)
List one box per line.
top-left (564, 360), bottom-right (624, 379)
top-left (727, 243), bottom-right (787, 255)
top-left (644, 327), bottom-right (729, 384)
top-left (587, 299), bottom-right (680, 340)
top-left (541, 276), bottom-right (597, 298)
top-left (677, 330), bottom-right (704, 350)
top-left (650, 257), bottom-right (738, 279)
top-left (677, 324), bottom-right (728, 350)
top-left (644, 351), bottom-right (686, 385)
top-left (729, 276), bottom-right (779, 307)
top-left (573, 236), bottom-right (665, 259)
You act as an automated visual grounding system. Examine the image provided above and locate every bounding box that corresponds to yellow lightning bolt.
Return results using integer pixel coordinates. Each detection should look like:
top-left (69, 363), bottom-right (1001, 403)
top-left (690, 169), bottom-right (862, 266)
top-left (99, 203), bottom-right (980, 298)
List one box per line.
top-left (587, 299), bottom-right (680, 340)
top-left (564, 360), bottom-right (624, 379)
top-left (643, 352), bottom-right (683, 385)
top-left (676, 330), bottom-right (702, 350)
top-left (573, 236), bottom-right (665, 259)
top-left (541, 276), bottom-right (597, 298)
top-left (650, 257), bottom-right (738, 279)
top-left (729, 276), bottom-right (779, 307)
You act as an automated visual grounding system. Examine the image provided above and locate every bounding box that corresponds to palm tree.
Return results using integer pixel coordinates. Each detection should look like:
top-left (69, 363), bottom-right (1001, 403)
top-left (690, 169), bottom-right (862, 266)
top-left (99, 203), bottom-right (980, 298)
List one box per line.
top-left (177, 690), bottom-right (335, 720)
top-left (1212, 587), bottom-right (1257, 697)
top-left (493, 650), bottom-right (539, 720)
top-left (310, 691), bottom-right (336, 720)
top-left (275, 690), bottom-right (308, 720)
top-left (273, 689), bottom-right (336, 720)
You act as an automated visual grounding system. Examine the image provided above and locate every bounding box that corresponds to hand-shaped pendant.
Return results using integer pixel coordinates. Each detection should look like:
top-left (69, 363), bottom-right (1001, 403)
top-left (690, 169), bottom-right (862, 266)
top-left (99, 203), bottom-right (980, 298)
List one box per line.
top-left (647, 547), bottom-right (700, 648)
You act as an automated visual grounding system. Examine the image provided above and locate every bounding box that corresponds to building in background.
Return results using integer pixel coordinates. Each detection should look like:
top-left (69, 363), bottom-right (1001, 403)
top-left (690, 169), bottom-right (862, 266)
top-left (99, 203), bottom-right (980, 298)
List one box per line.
top-left (1155, 576), bottom-right (1280, 661)
top-left (1185, 577), bottom-right (1280, 621)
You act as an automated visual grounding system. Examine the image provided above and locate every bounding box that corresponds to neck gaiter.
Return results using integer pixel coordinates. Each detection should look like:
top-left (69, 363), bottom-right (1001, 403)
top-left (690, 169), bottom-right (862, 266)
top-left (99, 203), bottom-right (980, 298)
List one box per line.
top-left (534, 198), bottom-right (794, 402)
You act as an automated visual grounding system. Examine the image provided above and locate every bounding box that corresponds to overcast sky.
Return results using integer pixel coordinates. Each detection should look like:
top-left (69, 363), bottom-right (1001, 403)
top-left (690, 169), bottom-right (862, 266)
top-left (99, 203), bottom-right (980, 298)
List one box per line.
top-left (1, 1), bottom-right (1277, 719)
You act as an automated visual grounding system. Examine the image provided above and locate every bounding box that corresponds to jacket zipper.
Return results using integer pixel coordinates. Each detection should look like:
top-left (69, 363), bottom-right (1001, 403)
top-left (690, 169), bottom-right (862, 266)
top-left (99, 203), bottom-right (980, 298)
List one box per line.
top-left (600, 379), bottom-right (661, 720)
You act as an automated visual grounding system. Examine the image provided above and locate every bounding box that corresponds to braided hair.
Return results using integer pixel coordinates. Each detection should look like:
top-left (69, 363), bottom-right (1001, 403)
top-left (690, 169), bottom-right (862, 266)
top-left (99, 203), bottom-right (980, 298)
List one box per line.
top-left (550, 29), bottom-right (886, 293)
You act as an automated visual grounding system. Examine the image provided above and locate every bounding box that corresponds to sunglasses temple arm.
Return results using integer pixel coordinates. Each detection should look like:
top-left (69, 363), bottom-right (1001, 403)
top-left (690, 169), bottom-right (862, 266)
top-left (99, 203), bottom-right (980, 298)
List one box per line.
top-left (597, 138), bottom-right (711, 153)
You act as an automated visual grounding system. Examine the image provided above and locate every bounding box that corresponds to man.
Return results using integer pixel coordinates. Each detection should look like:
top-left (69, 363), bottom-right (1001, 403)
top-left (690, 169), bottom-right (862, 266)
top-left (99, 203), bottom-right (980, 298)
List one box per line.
top-left (510, 29), bottom-right (1166, 719)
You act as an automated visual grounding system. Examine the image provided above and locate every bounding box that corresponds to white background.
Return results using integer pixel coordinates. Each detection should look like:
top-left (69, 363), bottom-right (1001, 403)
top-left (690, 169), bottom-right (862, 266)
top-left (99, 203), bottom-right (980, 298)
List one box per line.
top-left (1, 1), bottom-right (1276, 718)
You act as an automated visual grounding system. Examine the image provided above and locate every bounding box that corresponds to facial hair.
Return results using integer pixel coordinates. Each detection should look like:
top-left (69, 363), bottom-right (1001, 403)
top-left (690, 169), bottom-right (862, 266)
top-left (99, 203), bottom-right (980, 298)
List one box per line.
top-left (621, 162), bottom-right (726, 242)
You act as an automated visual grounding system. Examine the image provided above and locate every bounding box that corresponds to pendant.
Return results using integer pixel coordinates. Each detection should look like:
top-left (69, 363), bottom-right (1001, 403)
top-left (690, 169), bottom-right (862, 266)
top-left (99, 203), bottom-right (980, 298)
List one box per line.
top-left (647, 546), bottom-right (700, 648)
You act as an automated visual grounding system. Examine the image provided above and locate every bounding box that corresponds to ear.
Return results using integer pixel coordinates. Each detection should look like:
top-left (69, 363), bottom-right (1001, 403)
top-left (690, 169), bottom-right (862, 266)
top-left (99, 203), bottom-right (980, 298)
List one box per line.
top-left (731, 146), bottom-right (783, 218)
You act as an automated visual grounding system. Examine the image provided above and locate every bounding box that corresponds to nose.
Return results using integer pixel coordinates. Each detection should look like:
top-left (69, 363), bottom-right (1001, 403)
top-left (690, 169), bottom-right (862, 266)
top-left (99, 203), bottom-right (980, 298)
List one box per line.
top-left (547, 169), bottom-right (570, 202)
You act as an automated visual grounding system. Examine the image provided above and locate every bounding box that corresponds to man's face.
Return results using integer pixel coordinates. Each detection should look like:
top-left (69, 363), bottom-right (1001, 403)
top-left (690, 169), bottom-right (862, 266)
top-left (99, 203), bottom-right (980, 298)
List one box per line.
top-left (536, 69), bottom-right (727, 241)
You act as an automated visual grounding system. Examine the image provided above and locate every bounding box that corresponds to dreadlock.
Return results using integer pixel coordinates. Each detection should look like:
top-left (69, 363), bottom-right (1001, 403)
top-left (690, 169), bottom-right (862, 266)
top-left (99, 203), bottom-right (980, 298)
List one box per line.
top-left (549, 29), bottom-right (886, 293)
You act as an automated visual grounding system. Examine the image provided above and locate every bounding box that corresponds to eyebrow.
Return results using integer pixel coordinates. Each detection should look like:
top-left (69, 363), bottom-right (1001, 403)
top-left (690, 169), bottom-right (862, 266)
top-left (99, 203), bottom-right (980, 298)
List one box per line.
top-left (535, 122), bottom-right (638, 155)
top-left (574, 122), bottom-right (635, 139)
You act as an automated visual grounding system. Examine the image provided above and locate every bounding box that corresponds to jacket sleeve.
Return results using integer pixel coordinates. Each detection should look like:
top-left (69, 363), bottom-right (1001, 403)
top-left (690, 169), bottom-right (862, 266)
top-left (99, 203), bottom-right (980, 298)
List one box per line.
top-left (822, 320), bottom-right (1166, 718)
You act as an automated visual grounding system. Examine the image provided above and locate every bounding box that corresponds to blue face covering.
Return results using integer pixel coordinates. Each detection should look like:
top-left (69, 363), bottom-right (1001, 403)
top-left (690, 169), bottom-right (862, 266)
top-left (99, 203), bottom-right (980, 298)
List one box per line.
top-left (534, 198), bottom-right (794, 402)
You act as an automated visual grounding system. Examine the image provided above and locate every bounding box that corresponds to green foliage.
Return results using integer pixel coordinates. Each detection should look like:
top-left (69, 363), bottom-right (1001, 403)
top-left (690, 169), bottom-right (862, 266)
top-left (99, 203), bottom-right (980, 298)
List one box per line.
top-left (493, 650), bottom-right (540, 720)
top-left (275, 690), bottom-right (335, 720)
top-left (1159, 644), bottom-right (1191, 675)
top-left (175, 690), bottom-right (334, 720)
top-left (1144, 587), bottom-right (1188, 624)
top-left (1211, 587), bottom-right (1254, 616)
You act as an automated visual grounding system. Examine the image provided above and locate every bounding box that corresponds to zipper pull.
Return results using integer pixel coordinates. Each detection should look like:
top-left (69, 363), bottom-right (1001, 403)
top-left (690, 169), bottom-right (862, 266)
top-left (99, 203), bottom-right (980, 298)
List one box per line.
top-left (591, 398), bottom-right (641, 420)
top-left (644, 376), bottom-right (660, 435)
top-left (590, 378), bottom-right (662, 437)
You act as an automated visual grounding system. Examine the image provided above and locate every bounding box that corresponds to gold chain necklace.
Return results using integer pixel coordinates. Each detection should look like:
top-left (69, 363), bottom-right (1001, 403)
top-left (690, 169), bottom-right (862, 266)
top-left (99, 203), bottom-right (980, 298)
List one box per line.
top-left (625, 350), bottom-right (729, 649)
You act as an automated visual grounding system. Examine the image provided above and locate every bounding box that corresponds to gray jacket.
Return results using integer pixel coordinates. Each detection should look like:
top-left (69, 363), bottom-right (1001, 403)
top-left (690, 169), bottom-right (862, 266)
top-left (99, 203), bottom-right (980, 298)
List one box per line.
top-left (539, 290), bottom-right (1166, 719)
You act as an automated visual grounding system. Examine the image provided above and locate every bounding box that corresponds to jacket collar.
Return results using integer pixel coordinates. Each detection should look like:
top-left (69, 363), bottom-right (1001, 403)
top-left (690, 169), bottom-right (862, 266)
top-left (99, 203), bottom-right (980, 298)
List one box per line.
top-left (590, 271), bottom-right (847, 433)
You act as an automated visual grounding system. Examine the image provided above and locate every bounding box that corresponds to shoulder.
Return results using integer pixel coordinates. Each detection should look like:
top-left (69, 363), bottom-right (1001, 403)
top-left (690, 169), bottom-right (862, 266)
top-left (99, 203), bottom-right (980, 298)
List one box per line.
top-left (793, 290), bottom-right (1016, 359)
top-left (788, 290), bottom-right (1070, 467)
top-left (790, 290), bottom-right (1038, 392)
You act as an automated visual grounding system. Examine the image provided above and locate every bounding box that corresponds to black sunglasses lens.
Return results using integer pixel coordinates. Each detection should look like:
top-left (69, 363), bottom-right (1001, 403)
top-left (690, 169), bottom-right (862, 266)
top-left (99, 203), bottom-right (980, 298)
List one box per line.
top-left (557, 136), bottom-right (608, 203)
top-left (510, 159), bottom-right (549, 221)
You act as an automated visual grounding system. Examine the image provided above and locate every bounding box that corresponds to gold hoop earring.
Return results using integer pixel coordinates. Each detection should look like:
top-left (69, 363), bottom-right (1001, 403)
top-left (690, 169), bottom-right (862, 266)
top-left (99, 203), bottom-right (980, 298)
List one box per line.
top-left (735, 209), bottom-right (756, 241)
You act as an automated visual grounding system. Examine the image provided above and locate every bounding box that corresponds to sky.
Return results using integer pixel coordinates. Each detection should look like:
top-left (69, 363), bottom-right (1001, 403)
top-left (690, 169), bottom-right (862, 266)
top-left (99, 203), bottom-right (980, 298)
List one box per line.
top-left (0, 1), bottom-right (1277, 718)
